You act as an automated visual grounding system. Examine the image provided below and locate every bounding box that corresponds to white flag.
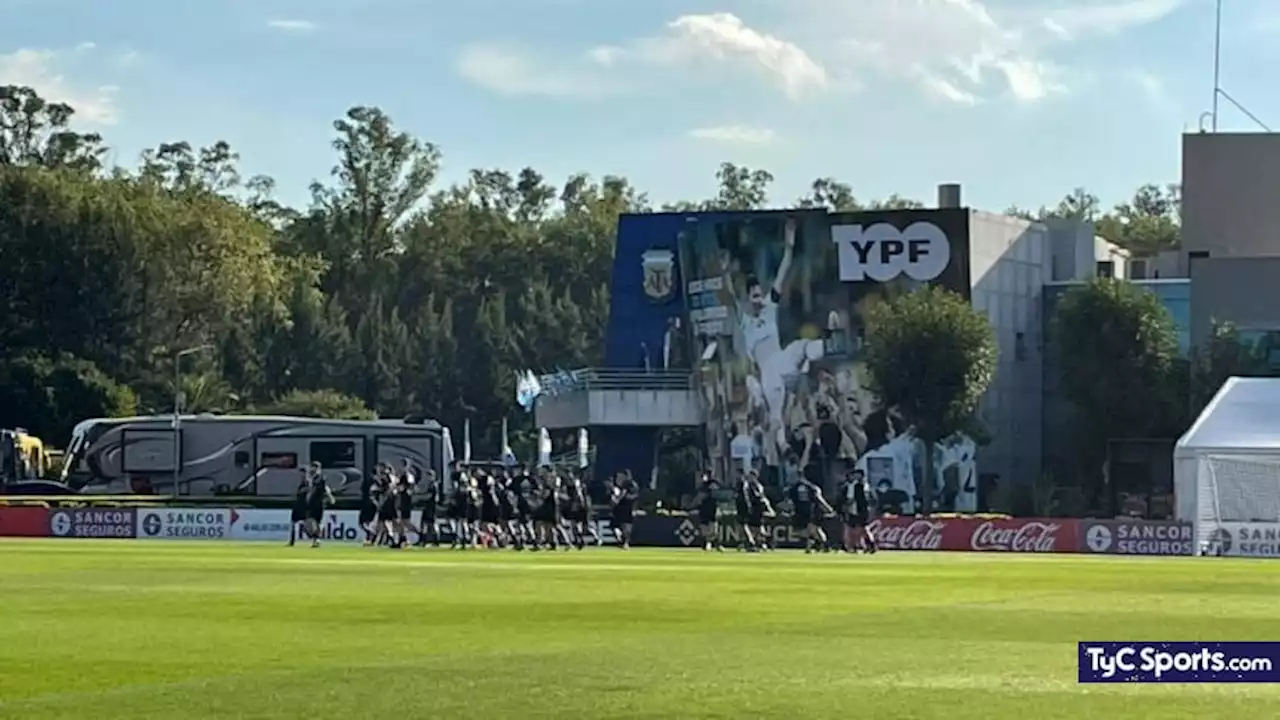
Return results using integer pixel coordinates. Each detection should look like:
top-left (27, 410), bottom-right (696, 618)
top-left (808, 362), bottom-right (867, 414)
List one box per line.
top-left (501, 417), bottom-right (516, 467)
top-left (538, 427), bottom-right (552, 467)
top-left (463, 419), bottom-right (472, 464)
top-left (577, 428), bottom-right (589, 469)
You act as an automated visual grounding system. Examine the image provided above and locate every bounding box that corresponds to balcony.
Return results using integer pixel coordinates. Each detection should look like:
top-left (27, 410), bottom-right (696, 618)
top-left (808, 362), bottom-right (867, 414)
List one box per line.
top-left (534, 368), bottom-right (702, 428)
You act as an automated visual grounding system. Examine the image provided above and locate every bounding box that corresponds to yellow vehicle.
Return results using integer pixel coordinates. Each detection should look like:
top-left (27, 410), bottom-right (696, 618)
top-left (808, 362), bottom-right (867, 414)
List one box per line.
top-left (1, 428), bottom-right (49, 483)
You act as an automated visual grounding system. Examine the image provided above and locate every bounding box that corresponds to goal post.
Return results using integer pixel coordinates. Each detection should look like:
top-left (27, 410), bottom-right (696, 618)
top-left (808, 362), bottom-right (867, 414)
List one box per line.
top-left (1197, 454), bottom-right (1280, 557)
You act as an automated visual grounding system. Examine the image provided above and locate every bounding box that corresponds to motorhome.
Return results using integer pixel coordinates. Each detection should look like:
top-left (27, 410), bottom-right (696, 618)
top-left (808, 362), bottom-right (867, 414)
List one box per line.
top-left (60, 415), bottom-right (454, 498)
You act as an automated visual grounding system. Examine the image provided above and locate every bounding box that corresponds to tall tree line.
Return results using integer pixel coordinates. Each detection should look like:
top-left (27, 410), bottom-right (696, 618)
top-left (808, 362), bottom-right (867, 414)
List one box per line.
top-left (0, 84), bottom-right (1180, 450)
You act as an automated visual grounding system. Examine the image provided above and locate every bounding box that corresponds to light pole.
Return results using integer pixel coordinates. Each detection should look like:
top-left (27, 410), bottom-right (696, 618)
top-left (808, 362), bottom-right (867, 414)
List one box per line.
top-left (173, 344), bottom-right (213, 496)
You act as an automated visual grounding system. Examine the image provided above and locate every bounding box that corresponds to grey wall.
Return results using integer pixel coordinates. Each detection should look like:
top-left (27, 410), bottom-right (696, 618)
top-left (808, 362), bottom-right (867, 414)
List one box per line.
top-left (1182, 133), bottom-right (1280, 261)
top-left (1190, 257), bottom-right (1280, 346)
top-left (969, 211), bottom-right (1047, 487)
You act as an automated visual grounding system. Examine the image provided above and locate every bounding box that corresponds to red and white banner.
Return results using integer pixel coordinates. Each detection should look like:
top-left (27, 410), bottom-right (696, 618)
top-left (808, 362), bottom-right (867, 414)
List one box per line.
top-left (868, 516), bottom-right (1079, 553)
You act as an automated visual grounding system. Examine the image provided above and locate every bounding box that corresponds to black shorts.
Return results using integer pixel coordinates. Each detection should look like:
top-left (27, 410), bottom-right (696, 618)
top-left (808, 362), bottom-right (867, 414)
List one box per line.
top-left (466, 505), bottom-right (480, 522)
top-left (536, 504), bottom-right (560, 524)
top-left (359, 503), bottom-right (377, 525)
top-left (307, 506), bottom-right (325, 523)
top-left (745, 511), bottom-right (764, 527)
top-left (481, 505), bottom-right (499, 524)
top-left (419, 505), bottom-right (436, 523)
top-left (792, 513), bottom-right (812, 530)
top-left (378, 502), bottom-right (397, 523)
top-left (291, 507), bottom-right (307, 523)
top-left (398, 499), bottom-right (413, 521)
top-left (696, 508), bottom-right (716, 525)
top-left (566, 506), bottom-right (587, 523)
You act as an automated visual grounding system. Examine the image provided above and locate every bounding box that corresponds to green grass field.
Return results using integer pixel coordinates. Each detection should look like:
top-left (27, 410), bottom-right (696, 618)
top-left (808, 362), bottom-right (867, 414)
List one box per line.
top-left (0, 542), bottom-right (1278, 719)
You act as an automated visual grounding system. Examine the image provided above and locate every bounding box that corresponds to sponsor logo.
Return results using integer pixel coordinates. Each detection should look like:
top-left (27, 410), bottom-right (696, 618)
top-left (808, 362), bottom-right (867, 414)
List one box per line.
top-left (1215, 523), bottom-right (1280, 557)
top-left (1086, 524), bottom-right (1112, 552)
top-left (675, 519), bottom-right (699, 546)
top-left (641, 248), bottom-right (677, 302)
top-left (1079, 642), bottom-right (1280, 683)
top-left (49, 509), bottom-right (135, 538)
top-left (1083, 521), bottom-right (1192, 556)
top-left (832, 221), bottom-right (951, 282)
top-left (137, 509), bottom-right (230, 539)
top-left (869, 518), bottom-right (947, 550)
top-left (970, 520), bottom-right (1063, 552)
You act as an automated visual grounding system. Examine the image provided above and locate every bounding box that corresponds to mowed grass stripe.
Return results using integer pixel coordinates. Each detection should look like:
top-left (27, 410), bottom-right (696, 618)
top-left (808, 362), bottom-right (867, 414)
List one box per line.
top-left (0, 540), bottom-right (1277, 719)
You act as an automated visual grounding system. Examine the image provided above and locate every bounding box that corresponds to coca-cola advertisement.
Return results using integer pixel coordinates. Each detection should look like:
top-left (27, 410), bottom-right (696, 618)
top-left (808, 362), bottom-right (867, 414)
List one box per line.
top-left (867, 517), bottom-right (954, 551)
top-left (968, 518), bottom-right (1077, 553)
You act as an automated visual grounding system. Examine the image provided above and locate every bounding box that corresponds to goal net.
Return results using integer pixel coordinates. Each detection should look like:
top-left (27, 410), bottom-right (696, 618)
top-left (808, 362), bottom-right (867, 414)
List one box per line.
top-left (1197, 455), bottom-right (1280, 557)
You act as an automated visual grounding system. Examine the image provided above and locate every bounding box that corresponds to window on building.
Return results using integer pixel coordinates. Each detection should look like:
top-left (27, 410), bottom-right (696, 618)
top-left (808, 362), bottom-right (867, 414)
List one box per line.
top-left (1096, 261), bottom-right (1114, 278)
top-left (1129, 259), bottom-right (1147, 279)
top-left (310, 440), bottom-right (356, 468)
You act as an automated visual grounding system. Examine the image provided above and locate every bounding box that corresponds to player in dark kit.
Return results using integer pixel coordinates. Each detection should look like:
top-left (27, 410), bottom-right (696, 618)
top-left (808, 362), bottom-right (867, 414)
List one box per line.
top-left (564, 473), bottom-right (598, 549)
top-left (305, 463), bottom-right (335, 548)
top-left (289, 468), bottom-right (311, 547)
top-left (360, 464), bottom-right (383, 545)
top-left (446, 465), bottom-right (470, 548)
top-left (787, 476), bottom-right (834, 554)
top-left (394, 467), bottom-right (415, 548)
top-left (478, 471), bottom-right (502, 548)
top-left (842, 469), bottom-right (877, 554)
top-left (416, 469), bottom-right (442, 547)
top-left (533, 470), bottom-right (564, 551)
top-left (497, 473), bottom-right (522, 549)
top-left (692, 472), bottom-right (723, 552)
top-left (377, 469), bottom-right (401, 547)
top-left (516, 471), bottom-right (539, 549)
top-left (611, 470), bottom-right (638, 549)
top-left (748, 471), bottom-right (775, 551)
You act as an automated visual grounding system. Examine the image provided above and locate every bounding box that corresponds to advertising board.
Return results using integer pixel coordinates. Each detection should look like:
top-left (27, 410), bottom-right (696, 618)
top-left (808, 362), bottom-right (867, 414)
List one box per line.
top-left (48, 508), bottom-right (136, 538)
top-left (1080, 520), bottom-right (1193, 556)
top-left (136, 508), bottom-right (233, 540)
top-left (0, 507), bottom-right (51, 537)
top-left (1203, 522), bottom-right (1280, 558)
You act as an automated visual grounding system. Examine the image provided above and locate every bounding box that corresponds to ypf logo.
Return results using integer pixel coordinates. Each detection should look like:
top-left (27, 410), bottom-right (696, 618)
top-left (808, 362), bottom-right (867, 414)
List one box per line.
top-left (1085, 524), bottom-right (1113, 552)
top-left (832, 221), bottom-right (951, 282)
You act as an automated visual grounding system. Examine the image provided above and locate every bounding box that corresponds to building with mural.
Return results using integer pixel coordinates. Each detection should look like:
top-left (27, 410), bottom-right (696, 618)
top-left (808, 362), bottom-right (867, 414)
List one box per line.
top-left (534, 184), bottom-right (1118, 514)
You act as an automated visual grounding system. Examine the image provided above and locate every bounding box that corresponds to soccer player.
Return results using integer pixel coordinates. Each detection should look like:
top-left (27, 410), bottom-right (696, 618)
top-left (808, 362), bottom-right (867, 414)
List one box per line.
top-left (739, 218), bottom-right (825, 459)
top-left (416, 469), bottom-right (441, 547)
top-left (843, 470), bottom-right (877, 554)
top-left (305, 462), bottom-right (335, 548)
top-left (394, 465), bottom-right (415, 548)
top-left (692, 471), bottom-right (723, 552)
top-left (787, 474), bottom-right (833, 554)
top-left (734, 470), bottom-right (755, 551)
top-left (534, 470), bottom-right (563, 551)
top-left (289, 468), bottom-right (310, 547)
top-left (359, 464), bottom-right (383, 545)
top-left (478, 470), bottom-right (501, 548)
top-left (611, 470), bottom-right (638, 549)
top-left (748, 471), bottom-right (775, 551)
top-left (565, 472), bottom-right (596, 549)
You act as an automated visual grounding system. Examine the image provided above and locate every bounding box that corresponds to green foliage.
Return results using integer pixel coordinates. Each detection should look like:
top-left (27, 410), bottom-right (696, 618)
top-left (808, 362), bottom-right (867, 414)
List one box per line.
top-left (254, 389), bottom-right (376, 420)
top-left (0, 355), bottom-right (137, 446)
top-left (1189, 321), bottom-right (1277, 414)
top-left (863, 286), bottom-right (997, 513)
top-left (1006, 184), bottom-right (1180, 255)
top-left (1051, 278), bottom-right (1180, 494)
top-left (0, 83), bottom-right (1180, 460)
top-left (863, 286), bottom-right (998, 442)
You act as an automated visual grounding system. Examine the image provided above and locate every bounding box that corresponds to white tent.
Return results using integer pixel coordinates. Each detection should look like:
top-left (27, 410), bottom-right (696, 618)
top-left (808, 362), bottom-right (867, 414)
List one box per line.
top-left (1174, 377), bottom-right (1280, 556)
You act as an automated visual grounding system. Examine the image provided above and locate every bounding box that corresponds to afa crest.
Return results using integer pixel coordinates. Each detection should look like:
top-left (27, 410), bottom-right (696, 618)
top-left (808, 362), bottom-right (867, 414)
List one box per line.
top-left (641, 248), bottom-right (676, 303)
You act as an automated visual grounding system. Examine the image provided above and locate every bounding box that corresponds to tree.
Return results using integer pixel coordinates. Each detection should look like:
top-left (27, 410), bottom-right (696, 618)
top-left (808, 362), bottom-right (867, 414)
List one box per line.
top-left (1189, 321), bottom-right (1275, 414)
top-left (254, 389), bottom-right (375, 420)
top-left (1052, 278), bottom-right (1179, 503)
top-left (0, 355), bottom-right (136, 446)
top-left (1096, 184), bottom-right (1180, 255)
top-left (0, 85), bottom-right (106, 172)
top-left (862, 286), bottom-right (997, 513)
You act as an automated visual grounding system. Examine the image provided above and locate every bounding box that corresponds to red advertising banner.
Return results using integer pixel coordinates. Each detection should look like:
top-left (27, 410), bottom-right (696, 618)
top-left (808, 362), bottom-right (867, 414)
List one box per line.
top-left (867, 516), bottom-right (1080, 553)
top-left (0, 507), bottom-right (52, 537)
top-left (1079, 519), bottom-right (1193, 556)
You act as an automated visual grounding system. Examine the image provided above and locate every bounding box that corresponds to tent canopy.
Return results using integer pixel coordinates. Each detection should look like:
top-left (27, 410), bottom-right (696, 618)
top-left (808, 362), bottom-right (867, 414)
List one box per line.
top-left (1176, 377), bottom-right (1280, 455)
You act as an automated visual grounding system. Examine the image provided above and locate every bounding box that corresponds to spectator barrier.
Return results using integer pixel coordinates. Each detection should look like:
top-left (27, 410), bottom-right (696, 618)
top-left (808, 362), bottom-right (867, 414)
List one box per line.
top-left (0, 506), bottom-right (1197, 555)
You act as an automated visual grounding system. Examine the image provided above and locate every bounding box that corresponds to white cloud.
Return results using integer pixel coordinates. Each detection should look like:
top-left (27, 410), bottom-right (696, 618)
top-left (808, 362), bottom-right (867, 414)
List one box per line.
top-left (1042, 0), bottom-right (1183, 40)
top-left (456, 45), bottom-right (611, 98)
top-left (633, 13), bottom-right (828, 100)
top-left (0, 47), bottom-right (118, 124)
top-left (688, 125), bottom-right (776, 143)
top-left (266, 19), bottom-right (317, 33)
top-left (460, 12), bottom-right (826, 101)
top-left (458, 1), bottom-right (1183, 106)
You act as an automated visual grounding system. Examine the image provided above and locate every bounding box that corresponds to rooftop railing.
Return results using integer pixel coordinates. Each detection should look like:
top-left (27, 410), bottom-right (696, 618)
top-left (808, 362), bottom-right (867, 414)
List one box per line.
top-left (537, 367), bottom-right (694, 394)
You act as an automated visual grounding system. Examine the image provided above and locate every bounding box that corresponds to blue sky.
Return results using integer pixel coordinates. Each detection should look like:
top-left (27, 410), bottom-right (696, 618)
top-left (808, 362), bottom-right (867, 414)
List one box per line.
top-left (2, 0), bottom-right (1278, 212)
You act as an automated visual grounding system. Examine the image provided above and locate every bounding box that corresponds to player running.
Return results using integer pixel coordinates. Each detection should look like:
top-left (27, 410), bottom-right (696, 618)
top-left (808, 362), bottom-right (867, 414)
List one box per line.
top-left (787, 474), bottom-right (834, 554)
top-left (692, 471), bottom-right (723, 552)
